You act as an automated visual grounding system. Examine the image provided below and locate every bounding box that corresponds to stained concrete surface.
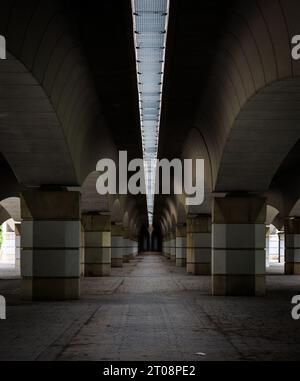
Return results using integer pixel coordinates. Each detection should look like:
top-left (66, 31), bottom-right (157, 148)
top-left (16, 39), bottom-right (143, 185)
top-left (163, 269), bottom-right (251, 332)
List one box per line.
top-left (0, 254), bottom-right (300, 361)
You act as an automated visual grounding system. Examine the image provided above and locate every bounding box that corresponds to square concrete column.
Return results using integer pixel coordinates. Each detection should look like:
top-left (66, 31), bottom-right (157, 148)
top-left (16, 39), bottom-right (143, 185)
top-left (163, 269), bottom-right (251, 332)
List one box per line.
top-left (170, 231), bottom-right (176, 262)
top-left (162, 238), bottom-right (166, 257)
top-left (111, 223), bottom-right (123, 268)
top-left (127, 238), bottom-right (133, 260)
top-left (128, 237), bottom-right (138, 258)
top-left (165, 234), bottom-right (171, 259)
top-left (122, 229), bottom-right (130, 262)
top-left (176, 225), bottom-right (187, 267)
top-left (285, 218), bottom-right (300, 274)
top-left (82, 214), bottom-right (111, 277)
top-left (212, 196), bottom-right (266, 296)
top-left (15, 223), bottom-right (21, 269)
top-left (80, 222), bottom-right (85, 277)
top-left (187, 215), bottom-right (211, 275)
top-left (134, 239), bottom-right (139, 256)
top-left (21, 191), bottom-right (81, 301)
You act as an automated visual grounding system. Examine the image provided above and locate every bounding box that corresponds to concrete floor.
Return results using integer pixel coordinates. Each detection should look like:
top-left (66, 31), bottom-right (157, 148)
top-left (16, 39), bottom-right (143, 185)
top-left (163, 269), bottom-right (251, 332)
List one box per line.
top-left (0, 254), bottom-right (300, 361)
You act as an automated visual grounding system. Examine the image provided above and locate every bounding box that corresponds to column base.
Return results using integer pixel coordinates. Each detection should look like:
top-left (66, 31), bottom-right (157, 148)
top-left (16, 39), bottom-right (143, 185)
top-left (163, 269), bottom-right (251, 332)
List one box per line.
top-left (285, 262), bottom-right (300, 275)
top-left (111, 258), bottom-right (123, 268)
top-left (21, 277), bottom-right (80, 301)
top-left (128, 254), bottom-right (134, 260)
top-left (212, 275), bottom-right (265, 296)
top-left (84, 264), bottom-right (111, 277)
top-left (187, 263), bottom-right (211, 275)
top-left (123, 255), bottom-right (130, 263)
top-left (176, 258), bottom-right (186, 267)
top-left (170, 255), bottom-right (176, 262)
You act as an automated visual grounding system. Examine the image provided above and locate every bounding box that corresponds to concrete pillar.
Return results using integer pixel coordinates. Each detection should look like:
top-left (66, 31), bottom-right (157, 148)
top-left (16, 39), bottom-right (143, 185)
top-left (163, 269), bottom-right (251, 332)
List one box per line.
top-left (278, 231), bottom-right (284, 263)
top-left (80, 222), bottom-right (85, 277)
top-left (111, 224), bottom-right (124, 267)
top-left (14, 223), bottom-right (21, 269)
top-left (82, 214), bottom-right (111, 277)
top-left (187, 215), bottom-right (211, 275)
top-left (176, 225), bottom-right (187, 267)
top-left (21, 190), bottom-right (81, 301)
top-left (212, 196), bottom-right (266, 296)
top-left (285, 218), bottom-right (300, 274)
top-left (127, 238), bottom-right (133, 260)
top-left (122, 229), bottom-right (130, 263)
top-left (128, 237), bottom-right (138, 258)
top-left (165, 234), bottom-right (171, 259)
top-left (170, 231), bottom-right (176, 262)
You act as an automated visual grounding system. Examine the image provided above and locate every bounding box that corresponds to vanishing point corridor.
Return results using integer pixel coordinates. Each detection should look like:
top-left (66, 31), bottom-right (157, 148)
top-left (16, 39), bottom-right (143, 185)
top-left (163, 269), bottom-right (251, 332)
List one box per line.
top-left (1, 254), bottom-right (300, 361)
top-left (1, 0), bottom-right (300, 367)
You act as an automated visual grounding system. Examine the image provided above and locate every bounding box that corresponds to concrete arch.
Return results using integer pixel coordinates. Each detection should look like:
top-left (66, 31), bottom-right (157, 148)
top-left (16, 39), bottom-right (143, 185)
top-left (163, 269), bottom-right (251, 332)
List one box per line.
top-left (111, 199), bottom-right (122, 224)
top-left (176, 201), bottom-right (187, 225)
top-left (0, 153), bottom-right (20, 201)
top-left (0, 0), bottom-right (117, 187)
top-left (267, 139), bottom-right (300, 223)
top-left (215, 79), bottom-right (300, 192)
top-left (0, 205), bottom-right (11, 226)
top-left (181, 128), bottom-right (213, 215)
top-left (159, 217), bottom-right (168, 236)
top-left (80, 171), bottom-right (110, 214)
top-left (165, 198), bottom-right (177, 225)
top-left (290, 199), bottom-right (300, 217)
top-left (0, 197), bottom-right (20, 223)
top-left (266, 205), bottom-right (280, 226)
top-left (190, 0), bottom-right (300, 193)
top-left (122, 212), bottom-right (129, 230)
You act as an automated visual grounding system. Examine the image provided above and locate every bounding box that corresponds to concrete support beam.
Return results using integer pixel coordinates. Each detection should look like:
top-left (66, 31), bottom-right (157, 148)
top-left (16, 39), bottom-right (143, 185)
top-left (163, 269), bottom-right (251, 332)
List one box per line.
top-left (127, 239), bottom-right (133, 260)
top-left (128, 237), bottom-right (138, 258)
top-left (170, 231), bottom-right (176, 262)
top-left (212, 196), bottom-right (266, 296)
top-left (82, 214), bottom-right (111, 277)
top-left (111, 224), bottom-right (124, 268)
top-left (285, 218), bottom-right (300, 275)
top-left (164, 234), bottom-right (171, 259)
top-left (80, 222), bottom-right (85, 277)
top-left (187, 215), bottom-right (211, 275)
top-left (122, 229), bottom-right (130, 263)
top-left (176, 225), bottom-right (187, 267)
top-left (20, 190), bottom-right (81, 301)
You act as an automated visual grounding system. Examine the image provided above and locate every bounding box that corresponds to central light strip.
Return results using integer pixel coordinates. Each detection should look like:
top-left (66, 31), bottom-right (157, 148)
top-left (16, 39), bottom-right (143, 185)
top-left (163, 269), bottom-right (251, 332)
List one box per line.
top-left (131, 0), bottom-right (170, 226)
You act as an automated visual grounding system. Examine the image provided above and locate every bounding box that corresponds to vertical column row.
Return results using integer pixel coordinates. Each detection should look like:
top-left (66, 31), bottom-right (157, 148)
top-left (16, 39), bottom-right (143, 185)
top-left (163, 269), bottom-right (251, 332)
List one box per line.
top-left (285, 218), bottom-right (300, 274)
top-left (82, 214), bottom-right (111, 277)
top-left (80, 222), bottom-right (85, 276)
top-left (175, 224), bottom-right (187, 267)
top-left (111, 224), bottom-right (124, 268)
top-left (122, 229), bottom-right (130, 263)
top-left (170, 231), bottom-right (176, 262)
